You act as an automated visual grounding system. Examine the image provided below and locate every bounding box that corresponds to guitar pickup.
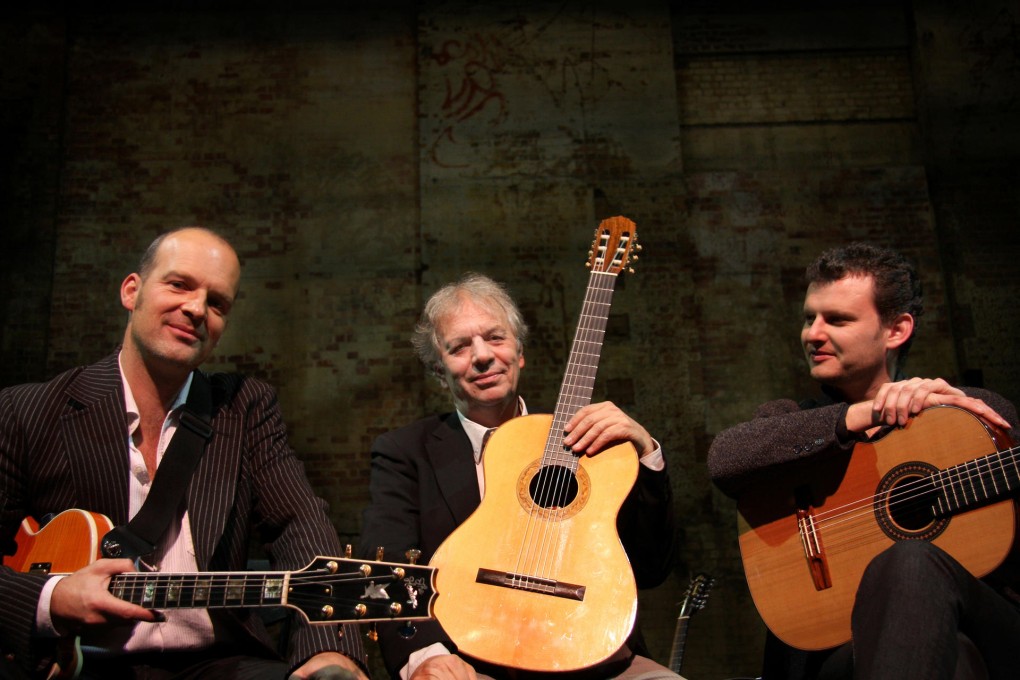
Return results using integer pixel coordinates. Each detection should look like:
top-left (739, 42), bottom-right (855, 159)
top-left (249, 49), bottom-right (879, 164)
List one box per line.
top-left (475, 567), bottom-right (585, 601)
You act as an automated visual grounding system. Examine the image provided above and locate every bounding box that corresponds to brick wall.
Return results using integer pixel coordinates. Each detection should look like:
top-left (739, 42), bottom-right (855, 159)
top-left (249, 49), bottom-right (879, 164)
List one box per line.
top-left (1, 1), bottom-right (1017, 678)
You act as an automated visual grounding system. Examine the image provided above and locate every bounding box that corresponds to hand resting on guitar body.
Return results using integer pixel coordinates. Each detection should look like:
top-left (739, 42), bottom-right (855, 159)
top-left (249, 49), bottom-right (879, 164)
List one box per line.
top-left (846, 376), bottom-right (1011, 433)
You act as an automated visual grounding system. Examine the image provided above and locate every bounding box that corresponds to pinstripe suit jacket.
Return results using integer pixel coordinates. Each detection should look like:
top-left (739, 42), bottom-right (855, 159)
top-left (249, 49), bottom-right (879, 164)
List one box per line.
top-left (359, 411), bottom-right (675, 678)
top-left (0, 353), bottom-right (365, 675)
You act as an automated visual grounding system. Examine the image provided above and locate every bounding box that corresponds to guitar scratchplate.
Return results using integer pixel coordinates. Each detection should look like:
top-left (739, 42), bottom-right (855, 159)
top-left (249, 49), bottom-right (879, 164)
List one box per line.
top-left (475, 567), bottom-right (585, 601)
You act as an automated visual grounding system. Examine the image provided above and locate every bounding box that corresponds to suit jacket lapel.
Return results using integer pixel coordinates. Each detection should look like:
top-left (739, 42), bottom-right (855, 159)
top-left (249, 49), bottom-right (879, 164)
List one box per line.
top-left (61, 354), bottom-right (131, 524)
top-left (426, 414), bottom-right (481, 526)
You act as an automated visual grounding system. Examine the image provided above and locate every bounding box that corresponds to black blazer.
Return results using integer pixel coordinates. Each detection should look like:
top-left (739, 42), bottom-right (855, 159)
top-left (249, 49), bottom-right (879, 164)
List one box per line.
top-left (0, 353), bottom-right (365, 675)
top-left (360, 411), bottom-right (675, 678)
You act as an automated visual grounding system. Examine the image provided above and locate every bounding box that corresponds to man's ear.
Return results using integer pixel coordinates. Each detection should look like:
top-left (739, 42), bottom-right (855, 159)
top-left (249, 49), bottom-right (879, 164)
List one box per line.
top-left (885, 312), bottom-right (914, 350)
top-left (120, 273), bottom-right (141, 312)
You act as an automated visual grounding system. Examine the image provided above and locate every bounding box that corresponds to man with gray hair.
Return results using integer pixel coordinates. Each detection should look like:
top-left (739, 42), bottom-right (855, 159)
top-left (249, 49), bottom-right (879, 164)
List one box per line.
top-left (360, 272), bottom-right (680, 680)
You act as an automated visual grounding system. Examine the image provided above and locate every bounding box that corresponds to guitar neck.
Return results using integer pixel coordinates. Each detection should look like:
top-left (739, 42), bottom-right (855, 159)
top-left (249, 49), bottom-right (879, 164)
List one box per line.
top-left (667, 615), bottom-right (691, 674)
top-left (544, 270), bottom-right (619, 465)
top-left (935, 444), bottom-right (1020, 515)
top-left (109, 571), bottom-right (287, 609)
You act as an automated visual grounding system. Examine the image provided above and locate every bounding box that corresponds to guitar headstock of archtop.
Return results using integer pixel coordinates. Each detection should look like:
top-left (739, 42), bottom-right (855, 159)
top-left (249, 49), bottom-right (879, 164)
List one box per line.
top-left (587, 216), bottom-right (639, 276)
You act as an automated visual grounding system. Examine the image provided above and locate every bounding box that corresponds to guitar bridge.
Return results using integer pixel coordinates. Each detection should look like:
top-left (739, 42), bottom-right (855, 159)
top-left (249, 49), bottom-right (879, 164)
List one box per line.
top-left (475, 567), bottom-right (586, 601)
top-left (795, 486), bottom-right (832, 591)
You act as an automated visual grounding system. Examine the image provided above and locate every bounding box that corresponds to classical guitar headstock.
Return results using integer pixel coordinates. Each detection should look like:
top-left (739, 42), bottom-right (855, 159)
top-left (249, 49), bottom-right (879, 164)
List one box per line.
top-left (678, 572), bottom-right (713, 619)
top-left (587, 216), bottom-right (639, 275)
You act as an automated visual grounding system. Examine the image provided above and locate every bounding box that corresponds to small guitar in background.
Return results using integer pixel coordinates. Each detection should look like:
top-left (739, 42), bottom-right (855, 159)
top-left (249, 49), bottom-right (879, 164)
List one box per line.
top-left (668, 573), bottom-right (713, 675)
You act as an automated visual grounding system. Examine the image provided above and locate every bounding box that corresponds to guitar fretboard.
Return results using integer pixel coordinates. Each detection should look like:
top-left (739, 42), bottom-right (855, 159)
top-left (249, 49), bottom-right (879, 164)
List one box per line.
top-left (543, 270), bottom-right (620, 470)
top-left (109, 572), bottom-right (288, 609)
top-left (934, 444), bottom-right (1020, 514)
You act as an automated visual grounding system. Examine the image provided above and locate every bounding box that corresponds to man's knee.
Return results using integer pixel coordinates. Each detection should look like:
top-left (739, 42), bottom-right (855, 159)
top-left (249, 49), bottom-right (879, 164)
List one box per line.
top-left (858, 540), bottom-right (966, 604)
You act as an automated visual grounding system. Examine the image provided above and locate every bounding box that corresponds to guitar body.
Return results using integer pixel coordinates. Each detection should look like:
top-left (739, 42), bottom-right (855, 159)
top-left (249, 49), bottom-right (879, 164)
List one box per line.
top-left (430, 414), bottom-right (639, 672)
top-left (5, 509), bottom-right (113, 574)
top-left (4, 510), bottom-right (115, 680)
top-left (738, 406), bottom-right (1016, 651)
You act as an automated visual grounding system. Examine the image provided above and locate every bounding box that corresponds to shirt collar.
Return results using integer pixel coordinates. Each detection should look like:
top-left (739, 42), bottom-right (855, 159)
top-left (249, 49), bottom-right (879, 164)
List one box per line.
top-left (118, 351), bottom-right (193, 436)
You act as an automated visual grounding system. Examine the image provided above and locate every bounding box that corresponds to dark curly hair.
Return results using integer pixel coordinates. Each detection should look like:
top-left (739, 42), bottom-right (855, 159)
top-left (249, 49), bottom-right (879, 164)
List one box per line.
top-left (806, 242), bottom-right (923, 363)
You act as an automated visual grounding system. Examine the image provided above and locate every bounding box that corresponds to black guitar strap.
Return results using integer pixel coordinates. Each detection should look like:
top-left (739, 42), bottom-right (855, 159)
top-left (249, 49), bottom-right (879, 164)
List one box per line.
top-left (100, 371), bottom-right (213, 559)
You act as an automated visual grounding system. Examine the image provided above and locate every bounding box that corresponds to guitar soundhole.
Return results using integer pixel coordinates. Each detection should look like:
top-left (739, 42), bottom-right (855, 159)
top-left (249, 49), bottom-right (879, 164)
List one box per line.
top-left (530, 465), bottom-right (579, 509)
top-left (875, 462), bottom-right (949, 541)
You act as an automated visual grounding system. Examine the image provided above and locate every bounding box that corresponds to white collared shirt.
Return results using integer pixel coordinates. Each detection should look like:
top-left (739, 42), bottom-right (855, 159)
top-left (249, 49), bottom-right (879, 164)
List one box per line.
top-left (35, 357), bottom-right (217, 654)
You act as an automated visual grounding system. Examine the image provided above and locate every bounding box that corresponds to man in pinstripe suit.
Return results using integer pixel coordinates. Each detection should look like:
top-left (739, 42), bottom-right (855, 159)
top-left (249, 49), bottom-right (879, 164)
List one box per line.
top-left (0, 228), bottom-right (367, 679)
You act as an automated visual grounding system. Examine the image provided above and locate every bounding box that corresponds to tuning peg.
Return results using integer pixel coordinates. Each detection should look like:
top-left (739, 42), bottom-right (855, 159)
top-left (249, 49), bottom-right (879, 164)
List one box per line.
top-left (399, 622), bottom-right (418, 639)
top-left (375, 546), bottom-right (385, 561)
top-left (366, 623), bottom-right (379, 642)
top-left (344, 544), bottom-right (352, 558)
top-left (405, 549), bottom-right (422, 565)
top-left (627, 267), bottom-right (635, 274)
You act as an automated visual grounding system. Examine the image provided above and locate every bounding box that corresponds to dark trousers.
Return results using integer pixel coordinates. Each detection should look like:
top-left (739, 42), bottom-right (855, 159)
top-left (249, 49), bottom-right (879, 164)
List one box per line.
top-left (763, 541), bottom-right (1020, 680)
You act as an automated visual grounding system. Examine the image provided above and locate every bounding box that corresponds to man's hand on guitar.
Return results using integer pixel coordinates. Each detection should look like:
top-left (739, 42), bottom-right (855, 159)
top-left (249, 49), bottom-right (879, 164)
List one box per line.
top-left (50, 558), bottom-right (159, 633)
top-left (409, 654), bottom-right (477, 680)
top-left (563, 401), bottom-right (656, 457)
top-left (846, 377), bottom-right (1013, 432)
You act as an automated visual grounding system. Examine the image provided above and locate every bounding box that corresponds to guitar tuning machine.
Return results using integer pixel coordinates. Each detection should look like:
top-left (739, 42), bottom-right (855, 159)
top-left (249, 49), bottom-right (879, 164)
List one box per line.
top-left (405, 549), bottom-right (422, 565)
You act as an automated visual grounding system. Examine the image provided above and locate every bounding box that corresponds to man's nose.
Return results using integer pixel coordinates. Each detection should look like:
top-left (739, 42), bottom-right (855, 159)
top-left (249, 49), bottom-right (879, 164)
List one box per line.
top-left (181, 291), bottom-right (208, 321)
top-left (471, 337), bottom-right (493, 364)
top-left (803, 318), bottom-right (825, 342)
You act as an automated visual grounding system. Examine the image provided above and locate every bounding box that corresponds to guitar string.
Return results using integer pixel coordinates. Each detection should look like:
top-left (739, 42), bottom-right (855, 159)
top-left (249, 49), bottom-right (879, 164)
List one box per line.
top-left (809, 441), bottom-right (1020, 530)
top-left (518, 271), bottom-right (605, 584)
top-left (798, 442), bottom-right (1020, 551)
top-left (515, 267), bottom-right (617, 587)
top-left (804, 448), bottom-right (1020, 552)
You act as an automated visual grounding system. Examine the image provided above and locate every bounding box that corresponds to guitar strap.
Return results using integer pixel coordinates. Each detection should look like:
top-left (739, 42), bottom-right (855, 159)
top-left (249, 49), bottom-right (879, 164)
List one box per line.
top-left (100, 371), bottom-right (214, 559)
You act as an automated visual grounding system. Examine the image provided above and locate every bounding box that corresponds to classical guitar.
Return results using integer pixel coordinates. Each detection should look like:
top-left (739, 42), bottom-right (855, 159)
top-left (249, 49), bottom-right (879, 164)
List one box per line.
top-left (4, 508), bottom-right (436, 679)
top-left (667, 573), bottom-right (713, 675)
top-left (429, 216), bottom-right (641, 672)
top-left (737, 405), bottom-right (1017, 651)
